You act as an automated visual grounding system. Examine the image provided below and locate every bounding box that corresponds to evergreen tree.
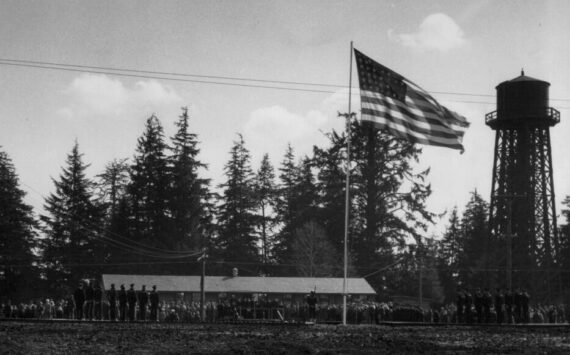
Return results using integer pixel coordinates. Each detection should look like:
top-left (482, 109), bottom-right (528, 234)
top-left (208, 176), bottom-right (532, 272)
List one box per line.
top-left (96, 158), bottom-right (130, 220)
top-left (313, 132), bottom-right (347, 256)
top-left (168, 107), bottom-right (212, 258)
top-left (437, 207), bottom-right (462, 301)
top-left (273, 144), bottom-right (298, 268)
top-left (457, 190), bottom-right (491, 288)
top-left (0, 149), bottom-right (39, 300)
top-left (314, 121), bottom-right (433, 290)
top-left (254, 153), bottom-right (277, 267)
top-left (128, 115), bottom-right (171, 249)
top-left (41, 142), bottom-right (103, 295)
top-left (274, 146), bottom-right (321, 275)
top-left (217, 134), bottom-right (259, 272)
top-left (94, 158), bottom-right (131, 274)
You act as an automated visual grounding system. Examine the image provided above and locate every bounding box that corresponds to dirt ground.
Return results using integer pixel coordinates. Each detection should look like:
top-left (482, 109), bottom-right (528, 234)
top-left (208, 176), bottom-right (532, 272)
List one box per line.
top-left (2, 321), bottom-right (570, 354)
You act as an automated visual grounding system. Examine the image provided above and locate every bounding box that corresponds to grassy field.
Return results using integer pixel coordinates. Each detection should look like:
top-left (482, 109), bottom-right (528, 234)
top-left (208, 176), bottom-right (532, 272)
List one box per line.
top-left (2, 321), bottom-right (570, 354)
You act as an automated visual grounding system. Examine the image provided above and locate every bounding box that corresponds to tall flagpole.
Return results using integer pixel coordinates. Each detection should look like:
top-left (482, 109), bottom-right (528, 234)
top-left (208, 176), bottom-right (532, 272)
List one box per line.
top-left (342, 41), bottom-right (354, 326)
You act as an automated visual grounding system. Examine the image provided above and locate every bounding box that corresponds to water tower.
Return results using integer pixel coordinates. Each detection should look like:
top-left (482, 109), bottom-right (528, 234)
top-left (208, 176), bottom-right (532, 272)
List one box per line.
top-left (486, 71), bottom-right (560, 299)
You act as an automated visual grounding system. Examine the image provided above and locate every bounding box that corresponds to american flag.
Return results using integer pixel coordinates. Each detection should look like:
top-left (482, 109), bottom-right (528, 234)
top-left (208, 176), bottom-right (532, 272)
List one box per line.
top-left (354, 49), bottom-right (469, 151)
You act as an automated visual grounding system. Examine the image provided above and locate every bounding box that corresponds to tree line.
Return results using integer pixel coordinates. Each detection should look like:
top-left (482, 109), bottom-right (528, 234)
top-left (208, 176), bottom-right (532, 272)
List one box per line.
top-left (2, 107), bottom-right (570, 304)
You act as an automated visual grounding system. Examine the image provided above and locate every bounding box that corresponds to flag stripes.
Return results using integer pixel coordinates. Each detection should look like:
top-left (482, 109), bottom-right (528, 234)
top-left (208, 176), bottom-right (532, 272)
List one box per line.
top-left (355, 49), bottom-right (469, 151)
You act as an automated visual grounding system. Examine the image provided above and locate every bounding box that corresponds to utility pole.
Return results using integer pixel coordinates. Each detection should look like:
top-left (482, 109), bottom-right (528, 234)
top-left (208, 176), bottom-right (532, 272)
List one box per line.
top-left (505, 199), bottom-right (514, 291)
top-left (418, 245), bottom-right (423, 308)
top-left (198, 248), bottom-right (207, 322)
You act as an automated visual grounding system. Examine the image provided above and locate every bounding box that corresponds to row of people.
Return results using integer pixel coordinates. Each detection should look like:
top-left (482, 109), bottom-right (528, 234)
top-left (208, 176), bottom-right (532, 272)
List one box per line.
top-left (2, 297), bottom-right (567, 324)
top-left (456, 287), bottom-right (531, 324)
top-left (73, 282), bottom-right (160, 321)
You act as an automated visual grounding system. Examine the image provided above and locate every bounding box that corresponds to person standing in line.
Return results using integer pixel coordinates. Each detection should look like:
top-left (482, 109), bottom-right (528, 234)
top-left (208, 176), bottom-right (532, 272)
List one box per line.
top-left (514, 288), bottom-right (522, 323)
top-left (464, 289), bottom-right (473, 324)
top-left (108, 284), bottom-right (117, 321)
top-left (149, 285), bottom-right (159, 322)
top-left (93, 282), bottom-right (103, 320)
top-left (483, 288), bottom-right (493, 323)
top-left (127, 284), bottom-right (137, 322)
top-left (138, 285), bottom-right (148, 321)
top-left (521, 289), bottom-right (530, 323)
top-left (474, 288), bottom-right (484, 323)
top-left (306, 291), bottom-right (317, 323)
top-left (494, 288), bottom-right (505, 324)
top-left (504, 288), bottom-right (513, 323)
top-left (118, 284), bottom-right (127, 322)
top-left (85, 281), bottom-right (94, 320)
top-left (455, 287), bottom-right (465, 323)
top-left (73, 282), bottom-right (85, 320)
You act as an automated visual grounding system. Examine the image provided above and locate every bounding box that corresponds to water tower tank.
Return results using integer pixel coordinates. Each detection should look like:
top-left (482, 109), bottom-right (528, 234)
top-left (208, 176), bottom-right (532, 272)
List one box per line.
top-left (486, 71), bottom-right (559, 129)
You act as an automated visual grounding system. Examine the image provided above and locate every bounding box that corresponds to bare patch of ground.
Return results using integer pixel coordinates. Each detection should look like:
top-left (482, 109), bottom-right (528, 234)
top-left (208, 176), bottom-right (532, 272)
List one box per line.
top-left (1, 321), bottom-right (570, 354)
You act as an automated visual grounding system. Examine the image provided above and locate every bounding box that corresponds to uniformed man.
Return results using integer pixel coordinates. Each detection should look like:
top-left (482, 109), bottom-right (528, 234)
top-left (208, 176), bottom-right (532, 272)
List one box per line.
top-left (118, 284), bottom-right (127, 322)
top-left (138, 285), bottom-right (148, 321)
top-left (521, 289), bottom-right (530, 323)
top-left (494, 288), bottom-right (504, 324)
top-left (85, 281), bottom-right (94, 320)
top-left (455, 287), bottom-right (464, 323)
top-left (306, 291), bottom-right (317, 322)
top-left (474, 288), bottom-right (483, 323)
top-left (504, 288), bottom-right (513, 323)
top-left (127, 284), bottom-right (137, 321)
top-left (149, 285), bottom-right (159, 322)
top-left (73, 282), bottom-right (85, 320)
top-left (93, 282), bottom-right (103, 320)
top-left (483, 288), bottom-right (492, 323)
top-left (464, 289), bottom-right (473, 324)
top-left (514, 288), bottom-right (522, 323)
top-left (108, 284), bottom-right (117, 321)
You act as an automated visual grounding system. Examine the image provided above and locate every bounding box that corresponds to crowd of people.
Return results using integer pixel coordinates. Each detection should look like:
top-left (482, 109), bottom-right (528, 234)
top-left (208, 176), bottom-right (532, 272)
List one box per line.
top-left (1, 282), bottom-right (568, 325)
top-left (453, 286), bottom-right (554, 324)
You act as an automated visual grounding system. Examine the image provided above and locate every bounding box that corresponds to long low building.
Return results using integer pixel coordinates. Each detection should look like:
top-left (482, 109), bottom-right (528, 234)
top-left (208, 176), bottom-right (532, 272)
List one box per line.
top-left (101, 274), bottom-right (376, 304)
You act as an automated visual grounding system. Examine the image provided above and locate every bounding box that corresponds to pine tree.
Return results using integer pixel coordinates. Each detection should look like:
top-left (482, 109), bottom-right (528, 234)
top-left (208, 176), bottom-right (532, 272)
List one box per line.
top-left (0, 149), bottom-right (39, 300)
top-left (96, 158), bottom-right (130, 220)
top-left (437, 207), bottom-right (463, 302)
top-left (274, 146), bottom-right (321, 275)
top-left (457, 190), bottom-right (491, 288)
top-left (168, 107), bottom-right (212, 257)
top-left (313, 121), bottom-right (433, 290)
top-left (217, 134), bottom-right (259, 272)
top-left (273, 144), bottom-right (298, 268)
top-left (41, 141), bottom-right (103, 295)
top-left (313, 132), bottom-right (347, 257)
top-left (254, 153), bottom-right (277, 267)
top-left (128, 115), bottom-right (171, 249)
top-left (94, 158), bottom-right (131, 274)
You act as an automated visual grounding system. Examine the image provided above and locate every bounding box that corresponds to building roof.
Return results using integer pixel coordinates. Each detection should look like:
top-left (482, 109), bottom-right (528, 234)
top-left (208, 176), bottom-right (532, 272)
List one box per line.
top-left (102, 274), bottom-right (376, 295)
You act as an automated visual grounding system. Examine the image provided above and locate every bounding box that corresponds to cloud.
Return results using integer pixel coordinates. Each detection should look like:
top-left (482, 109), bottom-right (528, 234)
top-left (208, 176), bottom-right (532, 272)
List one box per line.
top-left (243, 91), bottom-right (348, 164)
top-left (390, 13), bottom-right (466, 52)
top-left (58, 74), bottom-right (182, 120)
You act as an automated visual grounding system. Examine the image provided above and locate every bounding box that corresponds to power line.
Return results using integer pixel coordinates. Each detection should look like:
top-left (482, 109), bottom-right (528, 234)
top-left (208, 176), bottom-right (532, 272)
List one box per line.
top-left (0, 57), bottom-right (344, 89)
top-left (3, 57), bottom-right (568, 106)
top-left (0, 60), bottom-right (335, 95)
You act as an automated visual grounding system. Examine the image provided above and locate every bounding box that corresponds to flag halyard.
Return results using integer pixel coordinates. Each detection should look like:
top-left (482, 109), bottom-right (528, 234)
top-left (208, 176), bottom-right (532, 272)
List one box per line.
top-left (354, 49), bottom-right (469, 151)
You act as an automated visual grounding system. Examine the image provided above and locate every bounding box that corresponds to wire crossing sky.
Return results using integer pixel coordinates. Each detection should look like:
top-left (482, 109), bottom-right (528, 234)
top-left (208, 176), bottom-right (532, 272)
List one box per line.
top-left (1, 1), bottom-right (569, 235)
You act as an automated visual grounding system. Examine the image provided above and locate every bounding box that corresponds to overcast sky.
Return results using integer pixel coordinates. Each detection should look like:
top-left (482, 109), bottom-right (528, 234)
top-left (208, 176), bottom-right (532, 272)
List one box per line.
top-left (1, 1), bottom-right (569, 235)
